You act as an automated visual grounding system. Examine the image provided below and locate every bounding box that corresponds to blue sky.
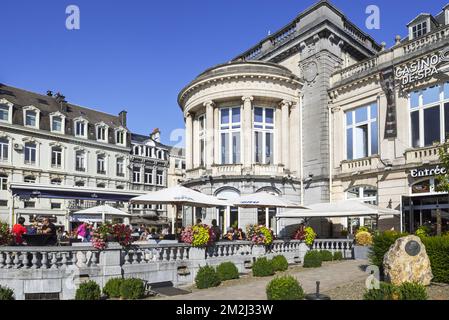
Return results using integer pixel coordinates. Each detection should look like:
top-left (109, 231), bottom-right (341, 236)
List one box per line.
top-left (0, 0), bottom-right (447, 145)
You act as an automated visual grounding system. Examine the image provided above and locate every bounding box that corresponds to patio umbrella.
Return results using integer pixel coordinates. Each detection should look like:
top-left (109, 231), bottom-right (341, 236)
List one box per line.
top-left (232, 192), bottom-right (308, 209)
top-left (73, 204), bottom-right (131, 223)
top-left (130, 186), bottom-right (229, 233)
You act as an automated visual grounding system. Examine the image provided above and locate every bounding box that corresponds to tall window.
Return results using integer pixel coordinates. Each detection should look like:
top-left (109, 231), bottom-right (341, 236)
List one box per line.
top-left (24, 142), bottom-right (37, 165)
top-left (116, 158), bottom-right (124, 176)
top-left (25, 110), bottom-right (37, 127)
top-left (75, 120), bottom-right (86, 138)
top-left (0, 174), bottom-right (7, 190)
top-left (116, 130), bottom-right (126, 145)
top-left (97, 125), bottom-right (107, 142)
top-left (198, 115), bottom-right (206, 167)
top-left (133, 166), bottom-right (141, 183)
top-left (254, 107), bottom-right (274, 164)
top-left (220, 107), bottom-right (241, 164)
top-left (410, 83), bottom-right (449, 148)
top-left (144, 168), bottom-right (153, 184)
top-left (346, 103), bottom-right (378, 160)
top-left (97, 154), bottom-right (106, 174)
top-left (0, 138), bottom-right (9, 162)
top-left (156, 170), bottom-right (164, 186)
top-left (51, 146), bottom-right (62, 168)
top-left (0, 104), bottom-right (10, 122)
top-left (412, 21), bottom-right (428, 39)
top-left (346, 186), bottom-right (378, 205)
top-left (51, 116), bottom-right (63, 133)
top-left (75, 150), bottom-right (86, 172)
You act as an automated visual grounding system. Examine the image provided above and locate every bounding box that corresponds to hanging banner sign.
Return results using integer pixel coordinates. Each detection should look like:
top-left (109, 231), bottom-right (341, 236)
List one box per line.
top-left (410, 165), bottom-right (447, 178)
top-left (395, 47), bottom-right (449, 86)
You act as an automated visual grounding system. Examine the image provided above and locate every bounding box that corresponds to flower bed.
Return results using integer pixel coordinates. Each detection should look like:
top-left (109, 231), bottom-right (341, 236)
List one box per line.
top-left (0, 222), bottom-right (13, 246)
top-left (181, 224), bottom-right (215, 247)
top-left (246, 225), bottom-right (273, 246)
top-left (91, 223), bottom-right (133, 250)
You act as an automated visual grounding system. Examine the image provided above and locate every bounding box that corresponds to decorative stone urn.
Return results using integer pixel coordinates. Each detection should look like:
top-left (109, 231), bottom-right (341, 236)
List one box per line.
top-left (383, 235), bottom-right (433, 286)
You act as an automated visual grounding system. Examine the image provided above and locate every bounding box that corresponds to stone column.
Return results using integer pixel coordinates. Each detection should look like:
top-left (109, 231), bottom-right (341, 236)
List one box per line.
top-left (242, 96), bottom-right (254, 169)
top-left (281, 100), bottom-right (292, 170)
top-left (204, 101), bottom-right (215, 169)
top-left (185, 113), bottom-right (193, 170)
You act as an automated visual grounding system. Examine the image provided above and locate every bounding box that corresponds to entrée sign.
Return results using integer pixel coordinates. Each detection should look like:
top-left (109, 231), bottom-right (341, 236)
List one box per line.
top-left (395, 47), bottom-right (449, 86)
top-left (410, 165), bottom-right (447, 178)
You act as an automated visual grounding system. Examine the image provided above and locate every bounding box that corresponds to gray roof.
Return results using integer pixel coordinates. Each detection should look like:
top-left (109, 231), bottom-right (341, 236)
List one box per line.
top-left (130, 133), bottom-right (168, 149)
top-left (0, 83), bottom-right (128, 144)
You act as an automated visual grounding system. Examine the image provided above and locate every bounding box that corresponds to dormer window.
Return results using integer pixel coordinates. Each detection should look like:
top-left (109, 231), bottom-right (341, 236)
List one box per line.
top-left (115, 128), bottom-right (127, 146)
top-left (74, 119), bottom-right (88, 139)
top-left (96, 123), bottom-right (109, 142)
top-left (412, 21), bottom-right (428, 39)
top-left (23, 106), bottom-right (40, 129)
top-left (50, 113), bottom-right (65, 134)
top-left (0, 100), bottom-right (13, 124)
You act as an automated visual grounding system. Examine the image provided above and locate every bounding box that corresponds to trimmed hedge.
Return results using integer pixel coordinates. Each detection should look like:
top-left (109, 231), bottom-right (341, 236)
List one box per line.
top-left (266, 276), bottom-right (304, 300)
top-left (252, 257), bottom-right (275, 277)
top-left (333, 252), bottom-right (343, 261)
top-left (216, 262), bottom-right (239, 281)
top-left (363, 282), bottom-right (398, 300)
top-left (369, 231), bottom-right (408, 271)
top-left (195, 265), bottom-right (221, 289)
top-left (423, 236), bottom-right (449, 283)
top-left (120, 278), bottom-right (145, 300)
top-left (103, 278), bottom-right (124, 298)
top-left (319, 250), bottom-right (333, 262)
top-left (0, 285), bottom-right (15, 300)
top-left (397, 282), bottom-right (428, 300)
top-left (271, 255), bottom-right (289, 272)
top-left (75, 281), bottom-right (101, 300)
top-left (303, 251), bottom-right (322, 268)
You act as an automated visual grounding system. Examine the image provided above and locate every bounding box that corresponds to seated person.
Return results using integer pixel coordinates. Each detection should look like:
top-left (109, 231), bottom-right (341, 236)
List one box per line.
top-left (12, 217), bottom-right (27, 245)
top-left (41, 218), bottom-right (57, 245)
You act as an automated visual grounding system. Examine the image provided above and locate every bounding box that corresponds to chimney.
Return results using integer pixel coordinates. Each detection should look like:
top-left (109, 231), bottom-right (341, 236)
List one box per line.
top-left (46, 90), bottom-right (53, 97)
top-left (150, 128), bottom-right (161, 142)
top-left (52, 92), bottom-right (67, 112)
top-left (119, 110), bottom-right (127, 127)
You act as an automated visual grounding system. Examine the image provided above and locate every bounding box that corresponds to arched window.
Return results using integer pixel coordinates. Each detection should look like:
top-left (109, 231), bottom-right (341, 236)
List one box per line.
top-left (346, 185), bottom-right (378, 205)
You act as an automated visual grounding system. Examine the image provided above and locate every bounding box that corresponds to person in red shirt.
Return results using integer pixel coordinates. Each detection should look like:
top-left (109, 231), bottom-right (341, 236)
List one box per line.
top-left (12, 217), bottom-right (27, 245)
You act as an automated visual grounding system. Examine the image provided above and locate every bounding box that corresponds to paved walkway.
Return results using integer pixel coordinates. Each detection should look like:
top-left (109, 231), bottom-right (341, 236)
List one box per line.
top-left (158, 260), bottom-right (369, 300)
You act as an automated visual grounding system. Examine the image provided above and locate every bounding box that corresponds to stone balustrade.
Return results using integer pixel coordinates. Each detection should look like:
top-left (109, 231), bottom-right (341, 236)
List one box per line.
top-left (212, 164), bottom-right (243, 176)
top-left (252, 164), bottom-right (284, 176)
top-left (312, 239), bottom-right (354, 259)
top-left (404, 145), bottom-right (442, 165)
top-left (0, 239), bottom-right (352, 300)
top-left (340, 156), bottom-right (380, 174)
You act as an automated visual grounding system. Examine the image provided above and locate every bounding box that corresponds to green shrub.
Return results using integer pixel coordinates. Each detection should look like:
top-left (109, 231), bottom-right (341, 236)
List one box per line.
top-left (319, 250), bottom-right (333, 262)
top-left (252, 257), bottom-right (275, 277)
top-left (216, 262), bottom-right (239, 281)
top-left (333, 252), bottom-right (343, 261)
top-left (75, 281), bottom-right (101, 300)
top-left (266, 275), bottom-right (304, 300)
top-left (369, 231), bottom-right (408, 271)
top-left (397, 282), bottom-right (428, 300)
top-left (103, 278), bottom-right (124, 298)
top-left (0, 285), bottom-right (15, 300)
top-left (120, 278), bottom-right (145, 300)
top-left (423, 236), bottom-right (449, 283)
top-left (363, 282), bottom-right (398, 300)
top-left (271, 255), bottom-right (289, 272)
top-left (195, 265), bottom-right (221, 289)
top-left (303, 251), bottom-right (322, 268)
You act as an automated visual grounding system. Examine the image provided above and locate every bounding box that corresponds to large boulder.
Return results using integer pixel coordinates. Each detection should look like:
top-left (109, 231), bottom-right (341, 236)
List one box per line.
top-left (383, 235), bottom-right (433, 286)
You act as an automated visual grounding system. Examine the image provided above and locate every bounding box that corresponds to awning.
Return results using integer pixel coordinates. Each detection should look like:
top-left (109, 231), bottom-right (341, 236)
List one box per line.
top-left (10, 183), bottom-right (145, 202)
top-left (277, 200), bottom-right (401, 218)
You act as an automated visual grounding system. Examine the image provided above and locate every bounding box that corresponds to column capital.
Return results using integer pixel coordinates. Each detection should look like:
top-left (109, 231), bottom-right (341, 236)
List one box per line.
top-left (242, 96), bottom-right (254, 103)
top-left (203, 100), bottom-right (215, 108)
top-left (280, 100), bottom-right (293, 108)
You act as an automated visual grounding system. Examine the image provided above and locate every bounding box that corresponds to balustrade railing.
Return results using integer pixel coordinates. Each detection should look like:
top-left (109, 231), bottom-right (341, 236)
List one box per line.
top-left (312, 239), bottom-right (354, 259)
top-left (123, 244), bottom-right (191, 264)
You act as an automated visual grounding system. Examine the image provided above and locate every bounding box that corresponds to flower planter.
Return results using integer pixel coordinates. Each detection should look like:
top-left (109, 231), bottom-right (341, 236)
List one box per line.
top-left (353, 245), bottom-right (371, 260)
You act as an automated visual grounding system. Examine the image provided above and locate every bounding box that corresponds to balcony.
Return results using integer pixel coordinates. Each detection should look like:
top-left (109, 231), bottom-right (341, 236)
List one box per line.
top-left (212, 164), bottom-right (243, 176)
top-left (405, 145), bottom-right (443, 165)
top-left (185, 168), bottom-right (206, 180)
top-left (340, 156), bottom-right (380, 174)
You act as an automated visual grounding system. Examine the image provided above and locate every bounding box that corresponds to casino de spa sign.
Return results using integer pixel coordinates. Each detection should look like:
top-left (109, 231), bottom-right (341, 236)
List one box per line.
top-left (395, 47), bottom-right (449, 87)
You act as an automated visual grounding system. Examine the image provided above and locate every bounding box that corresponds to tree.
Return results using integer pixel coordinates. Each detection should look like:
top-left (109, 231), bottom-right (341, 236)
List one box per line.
top-left (434, 145), bottom-right (449, 236)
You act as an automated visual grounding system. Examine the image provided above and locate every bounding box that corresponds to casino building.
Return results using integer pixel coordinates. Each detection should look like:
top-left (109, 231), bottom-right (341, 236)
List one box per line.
top-left (179, 0), bottom-right (449, 237)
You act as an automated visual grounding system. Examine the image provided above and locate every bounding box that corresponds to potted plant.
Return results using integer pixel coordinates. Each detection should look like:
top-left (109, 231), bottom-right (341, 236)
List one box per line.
top-left (246, 225), bottom-right (273, 256)
top-left (0, 222), bottom-right (13, 246)
top-left (180, 224), bottom-right (215, 260)
top-left (353, 227), bottom-right (373, 260)
top-left (292, 225), bottom-right (316, 247)
top-left (91, 223), bottom-right (133, 250)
